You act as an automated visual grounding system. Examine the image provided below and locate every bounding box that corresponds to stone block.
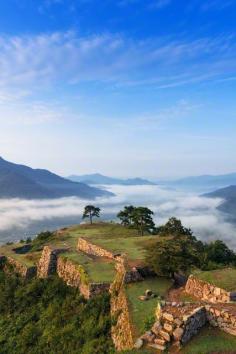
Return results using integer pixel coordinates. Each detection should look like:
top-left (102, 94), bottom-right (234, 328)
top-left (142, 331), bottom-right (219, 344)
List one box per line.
top-left (159, 330), bottom-right (170, 342)
top-left (173, 327), bottom-right (184, 341)
top-left (162, 312), bottom-right (174, 322)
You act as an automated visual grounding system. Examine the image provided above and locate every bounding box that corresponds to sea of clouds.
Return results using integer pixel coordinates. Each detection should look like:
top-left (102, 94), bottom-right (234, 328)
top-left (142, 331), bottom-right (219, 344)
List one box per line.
top-left (0, 185), bottom-right (235, 248)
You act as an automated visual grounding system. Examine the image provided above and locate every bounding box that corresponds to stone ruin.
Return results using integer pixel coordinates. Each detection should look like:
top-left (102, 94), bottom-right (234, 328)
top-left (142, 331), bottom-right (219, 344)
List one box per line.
top-left (139, 289), bottom-right (157, 301)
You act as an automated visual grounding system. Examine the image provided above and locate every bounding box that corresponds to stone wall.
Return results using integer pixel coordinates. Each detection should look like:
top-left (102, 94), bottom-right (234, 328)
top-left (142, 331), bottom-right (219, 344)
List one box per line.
top-left (6, 257), bottom-right (37, 279)
top-left (77, 238), bottom-right (114, 259)
top-left (206, 305), bottom-right (236, 336)
top-left (185, 275), bottom-right (233, 303)
top-left (139, 304), bottom-right (207, 351)
top-left (110, 264), bottom-right (134, 351)
top-left (37, 246), bottom-right (67, 278)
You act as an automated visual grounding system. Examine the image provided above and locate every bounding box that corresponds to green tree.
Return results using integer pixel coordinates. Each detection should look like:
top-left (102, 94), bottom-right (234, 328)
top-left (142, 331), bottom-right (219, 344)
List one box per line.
top-left (83, 205), bottom-right (101, 224)
top-left (132, 207), bottom-right (155, 236)
top-left (157, 217), bottom-right (193, 237)
top-left (205, 240), bottom-right (236, 267)
top-left (145, 236), bottom-right (202, 278)
top-left (117, 205), bottom-right (135, 226)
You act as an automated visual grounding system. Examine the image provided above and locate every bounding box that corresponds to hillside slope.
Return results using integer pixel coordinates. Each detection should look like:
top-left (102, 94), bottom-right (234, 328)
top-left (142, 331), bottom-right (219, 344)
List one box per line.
top-left (203, 185), bottom-right (236, 215)
top-left (0, 157), bottom-right (113, 199)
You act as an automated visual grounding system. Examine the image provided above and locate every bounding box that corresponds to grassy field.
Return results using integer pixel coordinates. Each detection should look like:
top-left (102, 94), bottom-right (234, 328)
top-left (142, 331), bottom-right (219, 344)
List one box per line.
top-left (194, 268), bottom-right (236, 291)
top-left (56, 223), bottom-right (158, 264)
top-left (180, 326), bottom-right (236, 353)
top-left (0, 243), bottom-right (41, 267)
top-left (126, 277), bottom-right (172, 336)
top-left (62, 251), bottom-right (116, 283)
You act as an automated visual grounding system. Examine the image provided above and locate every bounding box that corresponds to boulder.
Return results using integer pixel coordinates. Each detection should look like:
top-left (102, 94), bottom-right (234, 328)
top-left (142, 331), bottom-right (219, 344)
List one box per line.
top-left (134, 338), bottom-right (143, 349)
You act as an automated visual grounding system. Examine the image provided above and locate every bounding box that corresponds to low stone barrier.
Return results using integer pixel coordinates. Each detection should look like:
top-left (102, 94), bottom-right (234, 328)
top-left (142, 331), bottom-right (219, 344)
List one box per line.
top-left (185, 275), bottom-right (234, 303)
top-left (206, 305), bottom-right (236, 336)
top-left (6, 257), bottom-right (37, 279)
top-left (139, 303), bottom-right (207, 351)
top-left (77, 238), bottom-right (114, 259)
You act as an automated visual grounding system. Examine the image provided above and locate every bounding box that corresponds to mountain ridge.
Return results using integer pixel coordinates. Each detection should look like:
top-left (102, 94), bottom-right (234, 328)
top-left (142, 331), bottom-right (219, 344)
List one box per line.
top-left (203, 185), bottom-right (236, 217)
top-left (68, 173), bottom-right (156, 185)
top-left (0, 157), bottom-right (113, 199)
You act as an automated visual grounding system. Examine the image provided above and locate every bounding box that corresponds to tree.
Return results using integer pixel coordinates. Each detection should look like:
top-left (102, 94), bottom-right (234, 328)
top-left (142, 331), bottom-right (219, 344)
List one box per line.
top-left (83, 205), bottom-right (100, 224)
top-left (145, 236), bottom-right (202, 278)
top-left (204, 240), bottom-right (236, 267)
top-left (157, 217), bottom-right (193, 237)
top-left (117, 205), bottom-right (135, 226)
top-left (132, 207), bottom-right (155, 236)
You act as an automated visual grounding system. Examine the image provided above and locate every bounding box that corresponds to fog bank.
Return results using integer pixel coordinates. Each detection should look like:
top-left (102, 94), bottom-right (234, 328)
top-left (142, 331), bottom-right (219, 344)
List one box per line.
top-left (0, 185), bottom-right (235, 248)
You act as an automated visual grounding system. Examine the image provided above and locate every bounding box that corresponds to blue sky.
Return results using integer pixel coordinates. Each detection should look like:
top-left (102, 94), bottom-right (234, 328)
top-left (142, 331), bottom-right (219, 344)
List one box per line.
top-left (0, 0), bottom-right (235, 178)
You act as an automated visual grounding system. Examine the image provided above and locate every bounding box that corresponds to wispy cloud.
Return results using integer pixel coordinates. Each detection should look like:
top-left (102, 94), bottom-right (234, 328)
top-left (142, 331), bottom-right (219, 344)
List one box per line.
top-left (0, 31), bottom-right (235, 91)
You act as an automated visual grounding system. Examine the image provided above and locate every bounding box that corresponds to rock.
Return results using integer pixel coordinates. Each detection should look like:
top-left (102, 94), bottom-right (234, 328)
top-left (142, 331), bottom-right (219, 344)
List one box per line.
top-left (145, 289), bottom-right (153, 297)
top-left (141, 331), bottom-right (155, 343)
top-left (154, 338), bottom-right (166, 346)
top-left (159, 330), bottom-right (170, 342)
top-left (214, 309), bottom-right (221, 317)
top-left (148, 343), bottom-right (166, 351)
top-left (164, 323), bottom-right (173, 333)
top-left (162, 312), bottom-right (174, 322)
top-left (173, 327), bottom-right (184, 341)
top-left (139, 295), bottom-right (148, 301)
top-left (134, 338), bottom-right (143, 349)
top-left (174, 318), bottom-right (183, 326)
top-left (151, 321), bottom-right (161, 335)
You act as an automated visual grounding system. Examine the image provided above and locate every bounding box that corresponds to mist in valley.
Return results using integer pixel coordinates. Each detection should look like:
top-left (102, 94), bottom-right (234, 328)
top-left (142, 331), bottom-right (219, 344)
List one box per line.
top-left (0, 185), bottom-right (235, 248)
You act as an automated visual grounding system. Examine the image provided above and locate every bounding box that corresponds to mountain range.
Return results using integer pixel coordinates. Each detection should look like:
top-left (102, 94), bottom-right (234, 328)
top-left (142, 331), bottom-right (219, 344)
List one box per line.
top-left (68, 173), bottom-right (156, 186)
top-left (163, 173), bottom-right (236, 192)
top-left (203, 185), bottom-right (236, 217)
top-left (0, 157), bottom-right (113, 199)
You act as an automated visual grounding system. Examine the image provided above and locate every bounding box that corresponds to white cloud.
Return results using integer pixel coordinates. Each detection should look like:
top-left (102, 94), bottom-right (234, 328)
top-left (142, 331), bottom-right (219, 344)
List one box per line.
top-left (0, 31), bottom-right (235, 90)
top-left (0, 185), bottom-right (236, 250)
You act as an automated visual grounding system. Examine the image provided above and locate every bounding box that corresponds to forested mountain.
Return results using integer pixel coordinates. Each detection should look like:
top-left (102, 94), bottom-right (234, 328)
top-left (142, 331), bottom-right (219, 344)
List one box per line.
top-left (0, 157), bottom-right (113, 199)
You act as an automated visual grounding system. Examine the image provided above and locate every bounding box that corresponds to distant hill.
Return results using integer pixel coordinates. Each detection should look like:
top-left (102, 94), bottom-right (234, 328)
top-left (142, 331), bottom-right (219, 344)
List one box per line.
top-left (203, 185), bottom-right (236, 216)
top-left (0, 157), bottom-right (113, 199)
top-left (163, 173), bottom-right (236, 192)
top-left (68, 173), bottom-right (156, 186)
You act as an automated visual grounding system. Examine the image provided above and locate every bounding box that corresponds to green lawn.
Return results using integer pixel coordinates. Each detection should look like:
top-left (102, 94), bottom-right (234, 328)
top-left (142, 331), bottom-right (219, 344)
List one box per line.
top-left (126, 277), bottom-right (172, 336)
top-left (193, 268), bottom-right (236, 291)
top-left (181, 326), bottom-right (236, 353)
top-left (61, 251), bottom-right (116, 283)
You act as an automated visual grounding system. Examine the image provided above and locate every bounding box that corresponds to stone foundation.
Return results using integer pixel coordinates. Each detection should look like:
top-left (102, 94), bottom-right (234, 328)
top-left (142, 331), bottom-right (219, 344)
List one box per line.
top-left (6, 257), bottom-right (37, 279)
top-left (77, 238), bottom-right (114, 259)
top-left (185, 275), bottom-right (234, 303)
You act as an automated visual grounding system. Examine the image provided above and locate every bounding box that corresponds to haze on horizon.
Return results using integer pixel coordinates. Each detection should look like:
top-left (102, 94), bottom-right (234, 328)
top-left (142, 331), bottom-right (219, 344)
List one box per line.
top-left (0, 0), bottom-right (235, 178)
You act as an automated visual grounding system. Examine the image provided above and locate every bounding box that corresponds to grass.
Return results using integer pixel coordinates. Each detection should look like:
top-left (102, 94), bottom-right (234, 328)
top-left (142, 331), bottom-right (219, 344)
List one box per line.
top-left (180, 326), bottom-right (236, 353)
top-left (61, 251), bottom-right (116, 283)
top-left (193, 268), bottom-right (236, 291)
top-left (126, 277), bottom-right (172, 336)
top-left (0, 243), bottom-right (40, 267)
